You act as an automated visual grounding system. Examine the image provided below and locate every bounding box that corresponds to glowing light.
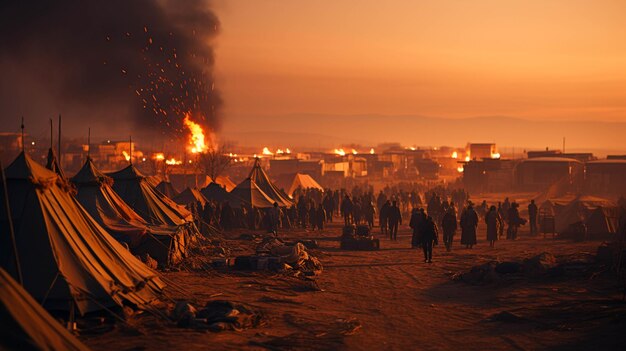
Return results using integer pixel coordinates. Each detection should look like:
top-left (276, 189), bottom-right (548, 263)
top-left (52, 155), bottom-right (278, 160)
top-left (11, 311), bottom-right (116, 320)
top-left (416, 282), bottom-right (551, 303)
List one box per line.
top-left (262, 147), bottom-right (274, 155)
top-left (154, 153), bottom-right (165, 161)
top-left (464, 156), bottom-right (470, 162)
top-left (451, 151), bottom-right (458, 159)
top-left (352, 149), bottom-right (358, 155)
top-left (165, 158), bottom-right (182, 165)
top-left (276, 149), bottom-right (284, 155)
top-left (370, 148), bottom-right (375, 154)
top-left (122, 151), bottom-right (131, 161)
top-left (334, 148), bottom-right (346, 156)
top-left (491, 152), bottom-right (501, 159)
top-left (457, 166), bottom-right (464, 173)
top-left (285, 148), bottom-right (292, 154)
top-left (183, 113), bottom-right (207, 154)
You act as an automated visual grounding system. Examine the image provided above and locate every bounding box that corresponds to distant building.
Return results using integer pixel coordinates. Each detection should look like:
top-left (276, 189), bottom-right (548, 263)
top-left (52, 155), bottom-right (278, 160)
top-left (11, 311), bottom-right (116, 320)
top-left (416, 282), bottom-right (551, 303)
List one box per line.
top-left (467, 143), bottom-right (497, 160)
top-left (515, 157), bottom-right (583, 191)
top-left (462, 158), bottom-right (515, 193)
top-left (585, 160), bottom-right (626, 197)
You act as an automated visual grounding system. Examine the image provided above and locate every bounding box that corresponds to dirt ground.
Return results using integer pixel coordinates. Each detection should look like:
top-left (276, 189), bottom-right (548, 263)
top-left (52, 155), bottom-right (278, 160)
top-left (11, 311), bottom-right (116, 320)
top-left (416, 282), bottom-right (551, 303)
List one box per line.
top-left (82, 219), bottom-right (626, 351)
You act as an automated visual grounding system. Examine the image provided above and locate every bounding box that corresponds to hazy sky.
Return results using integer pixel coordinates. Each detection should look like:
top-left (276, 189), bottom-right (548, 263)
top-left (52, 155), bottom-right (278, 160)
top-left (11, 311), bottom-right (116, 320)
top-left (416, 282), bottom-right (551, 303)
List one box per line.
top-left (213, 0), bottom-right (626, 130)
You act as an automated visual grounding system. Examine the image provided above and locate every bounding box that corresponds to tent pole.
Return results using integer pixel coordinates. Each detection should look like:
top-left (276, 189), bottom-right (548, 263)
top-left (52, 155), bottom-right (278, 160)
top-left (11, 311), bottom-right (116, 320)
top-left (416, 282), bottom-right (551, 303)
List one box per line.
top-left (129, 135), bottom-right (133, 165)
top-left (87, 128), bottom-right (91, 159)
top-left (20, 117), bottom-right (24, 152)
top-left (50, 118), bottom-right (53, 150)
top-left (58, 114), bottom-right (62, 170)
top-left (0, 159), bottom-right (23, 285)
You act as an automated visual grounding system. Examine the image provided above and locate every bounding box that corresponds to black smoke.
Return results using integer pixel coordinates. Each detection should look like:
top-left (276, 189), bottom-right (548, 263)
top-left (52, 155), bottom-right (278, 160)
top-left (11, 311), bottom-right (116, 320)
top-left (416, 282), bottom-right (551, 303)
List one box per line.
top-left (0, 0), bottom-right (221, 140)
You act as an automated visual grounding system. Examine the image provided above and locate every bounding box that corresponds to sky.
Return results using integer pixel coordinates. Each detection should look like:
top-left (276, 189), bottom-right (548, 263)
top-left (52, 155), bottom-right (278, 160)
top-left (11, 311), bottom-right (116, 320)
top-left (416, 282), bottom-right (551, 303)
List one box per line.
top-left (213, 0), bottom-right (626, 135)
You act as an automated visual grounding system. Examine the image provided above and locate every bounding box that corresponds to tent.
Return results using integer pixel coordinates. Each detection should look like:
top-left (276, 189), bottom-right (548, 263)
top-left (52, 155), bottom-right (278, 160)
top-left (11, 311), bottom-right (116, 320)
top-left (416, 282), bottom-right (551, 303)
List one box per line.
top-left (230, 177), bottom-right (277, 208)
top-left (0, 268), bottom-right (90, 351)
top-left (231, 159), bottom-right (292, 207)
top-left (156, 180), bottom-right (179, 198)
top-left (201, 182), bottom-right (245, 208)
top-left (108, 165), bottom-right (193, 226)
top-left (45, 148), bottom-right (66, 179)
top-left (214, 175), bottom-right (237, 192)
top-left (555, 195), bottom-right (617, 234)
top-left (173, 187), bottom-right (208, 207)
top-left (72, 158), bottom-right (184, 266)
top-left (0, 153), bottom-right (165, 314)
top-left (287, 173), bottom-right (323, 197)
top-left (585, 206), bottom-right (619, 237)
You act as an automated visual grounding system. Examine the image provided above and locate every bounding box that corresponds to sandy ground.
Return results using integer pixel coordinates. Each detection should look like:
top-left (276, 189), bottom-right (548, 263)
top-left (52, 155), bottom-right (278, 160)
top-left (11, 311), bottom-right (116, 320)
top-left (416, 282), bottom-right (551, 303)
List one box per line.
top-left (82, 219), bottom-right (626, 351)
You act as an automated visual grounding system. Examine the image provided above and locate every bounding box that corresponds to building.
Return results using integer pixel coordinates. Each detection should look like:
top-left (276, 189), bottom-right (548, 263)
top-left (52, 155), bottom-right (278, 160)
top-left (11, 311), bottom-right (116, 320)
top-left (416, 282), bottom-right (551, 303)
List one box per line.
top-left (515, 157), bottom-right (584, 191)
top-left (585, 160), bottom-right (626, 197)
top-left (462, 158), bottom-right (516, 193)
top-left (467, 143), bottom-right (497, 160)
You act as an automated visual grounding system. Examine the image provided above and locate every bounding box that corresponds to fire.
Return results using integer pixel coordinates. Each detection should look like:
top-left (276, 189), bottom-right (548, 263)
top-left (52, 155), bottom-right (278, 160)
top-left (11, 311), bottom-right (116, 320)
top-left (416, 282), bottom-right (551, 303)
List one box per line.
top-left (165, 158), bottom-right (182, 165)
top-left (451, 151), bottom-right (458, 159)
top-left (183, 113), bottom-right (207, 154)
top-left (154, 153), bottom-right (165, 161)
top-left (464, 155), bottom-right (470, 162)
top-left (457, 166), bottom-right (464, 173)
top-left (334, 148), bottom-right (346, 156)
top-left (351, 149), bottom-right (358, 155)
top-left (122, 151), bottom-right (131, 161)
top-left (491, 152), bottom-right (501, 159)
top-left (262, 147), bottom-right (274, 155)
top-left (370, 148), bottom-right (375, 154)
top-left (285, 148), bottom-right (291, 154)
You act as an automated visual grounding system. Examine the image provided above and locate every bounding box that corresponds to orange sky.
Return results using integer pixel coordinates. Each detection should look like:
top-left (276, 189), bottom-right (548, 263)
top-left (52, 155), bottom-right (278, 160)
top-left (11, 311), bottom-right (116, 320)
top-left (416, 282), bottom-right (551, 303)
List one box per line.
top-left (213, 0), bottom-right (626, 127)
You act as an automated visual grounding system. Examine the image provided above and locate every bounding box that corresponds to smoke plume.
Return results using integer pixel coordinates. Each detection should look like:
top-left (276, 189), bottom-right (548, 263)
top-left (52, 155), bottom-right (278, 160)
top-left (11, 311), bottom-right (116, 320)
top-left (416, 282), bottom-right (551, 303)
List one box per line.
top-left (0, 0), bottom-right (221, 140)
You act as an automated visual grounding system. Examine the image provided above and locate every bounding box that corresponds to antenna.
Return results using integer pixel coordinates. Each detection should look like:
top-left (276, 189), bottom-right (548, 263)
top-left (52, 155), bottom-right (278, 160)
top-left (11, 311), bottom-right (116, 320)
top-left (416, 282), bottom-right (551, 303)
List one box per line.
top-left (20, 117), bottom-right (24, 152)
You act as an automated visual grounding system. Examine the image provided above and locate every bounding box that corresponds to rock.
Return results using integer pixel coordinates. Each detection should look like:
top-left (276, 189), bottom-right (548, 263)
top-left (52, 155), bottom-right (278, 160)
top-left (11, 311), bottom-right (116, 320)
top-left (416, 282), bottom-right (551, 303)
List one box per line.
top-left (495, 261), bottom-right (522, 274)
top-left (523, 252), bottom-right (557, 277)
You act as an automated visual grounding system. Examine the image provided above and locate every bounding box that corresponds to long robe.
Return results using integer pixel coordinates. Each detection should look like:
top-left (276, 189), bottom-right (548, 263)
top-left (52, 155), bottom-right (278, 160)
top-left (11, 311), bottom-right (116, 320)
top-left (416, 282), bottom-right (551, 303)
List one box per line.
top-left (460, 208), bottom-right (478, 245)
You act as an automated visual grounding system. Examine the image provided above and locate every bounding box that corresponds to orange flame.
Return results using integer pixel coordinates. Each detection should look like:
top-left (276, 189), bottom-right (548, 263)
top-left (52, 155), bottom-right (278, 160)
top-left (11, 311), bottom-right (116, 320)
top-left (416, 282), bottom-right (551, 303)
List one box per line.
top-left (370, 148), bottom-right (375, 154)
top-left (451, 151), bottom-right (458, 159)
top-left (262, 147), bottom-right (274, 155)
top-left (183, 113), bottom-right (207, 154)
top-left (154, 153), bottom-right (165, 161)
top-left (351, 149), bottom-right (358, 155)
top-left (334, 148), bottom-right (346, 156)
top-left (165, 158), bottom-right (182, 165)
top-left (122, 151), bottom-right (131, 161)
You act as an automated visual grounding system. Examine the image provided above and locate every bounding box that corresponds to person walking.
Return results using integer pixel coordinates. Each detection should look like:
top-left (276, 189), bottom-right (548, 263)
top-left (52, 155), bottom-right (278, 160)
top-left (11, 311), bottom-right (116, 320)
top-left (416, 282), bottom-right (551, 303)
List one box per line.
top-left (421, 215), bottom-right (439, 263)
top-left (379, 200), bottom-right (391, 236)
top-left (409, 208), bottom-right (426, 248)
top-left (460, 202), bottom-right (478, 249)
top-left (441, 207), bottom-right (457, 251)
top-left (388, 200), bottom-right (402, 241)
top-left (528, 199), bottom-right (538, 236)
top-left (485, 205), bottom-right (502, 248)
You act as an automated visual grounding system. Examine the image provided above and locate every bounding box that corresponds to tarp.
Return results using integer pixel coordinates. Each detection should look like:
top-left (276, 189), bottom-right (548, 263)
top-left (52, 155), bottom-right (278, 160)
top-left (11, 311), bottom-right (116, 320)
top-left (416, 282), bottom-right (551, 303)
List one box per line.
top-left (555, 195), bottom-right (617, 233)
top-left (0, 268), bottom-right (91, 351)
top-left (72, 158), bottom-right (184, 266)
top-left (232, 159), bottom-right (292, 207)
top-left (156, 180), bottom-right (179, 198)
top-left (173, 187), bottom-right (208, 207)
top-left (0, 153), bottom-right (165, 315)
top-left (45, 148), bottom-right (66, 179)
top-left (586, 206), bottom-right (619, 236)
top-left (288, 173), bottom-right (323, 196)
top-left (201, 182), bottom-right (245, 208)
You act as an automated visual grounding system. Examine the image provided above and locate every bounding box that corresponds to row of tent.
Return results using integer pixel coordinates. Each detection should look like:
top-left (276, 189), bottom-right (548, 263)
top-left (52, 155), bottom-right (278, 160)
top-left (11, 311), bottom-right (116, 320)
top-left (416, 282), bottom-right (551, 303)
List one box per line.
top-left (539, 195), bottom-right (624, 236)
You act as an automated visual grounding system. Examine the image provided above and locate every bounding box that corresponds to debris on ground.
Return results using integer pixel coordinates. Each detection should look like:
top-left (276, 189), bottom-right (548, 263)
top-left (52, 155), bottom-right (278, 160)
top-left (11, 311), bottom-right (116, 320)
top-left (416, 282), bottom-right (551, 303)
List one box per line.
top-left (170, 300), bottom-right (263, 332)
top-left (340, 225), bottom-right (380, 251)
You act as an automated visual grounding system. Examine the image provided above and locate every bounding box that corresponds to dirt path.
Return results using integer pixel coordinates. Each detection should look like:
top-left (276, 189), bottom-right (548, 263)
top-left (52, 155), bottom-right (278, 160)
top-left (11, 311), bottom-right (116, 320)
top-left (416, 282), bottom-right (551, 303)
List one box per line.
top-left (83, 221), bottom-right (626, 350)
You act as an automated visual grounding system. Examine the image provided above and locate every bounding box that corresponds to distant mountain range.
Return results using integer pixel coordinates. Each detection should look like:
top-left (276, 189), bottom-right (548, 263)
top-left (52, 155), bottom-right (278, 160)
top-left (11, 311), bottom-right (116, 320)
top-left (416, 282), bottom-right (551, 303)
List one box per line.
top-left (221, 114), bottom-right (626, 154)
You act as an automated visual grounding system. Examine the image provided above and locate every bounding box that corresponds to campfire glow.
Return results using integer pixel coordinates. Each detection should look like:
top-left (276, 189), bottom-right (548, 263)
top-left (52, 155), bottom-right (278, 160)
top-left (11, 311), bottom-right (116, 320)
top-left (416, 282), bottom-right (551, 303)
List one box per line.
top-left (334, 148), bottom-right (346, 156)
top-left (451, 151), bottom-right (458, 159)
top-left (262, 147), bottom-right (274, 155)
top-left (370, 148), bottom-right (375, 154)
top-left (491, 152), bottom-right (501, 159)
top-left (183, 113), bottom-right (207, 154)
top-left (351, 149), bottom-right (358, 155)
top-left (457, 166), bottom-right (464, 173)
top-left (122, 151), bottom-right (131, 161)
top-left (154, 153), bottom-right (165, 161)
top-left (464, 155), bottom-right (470, 162)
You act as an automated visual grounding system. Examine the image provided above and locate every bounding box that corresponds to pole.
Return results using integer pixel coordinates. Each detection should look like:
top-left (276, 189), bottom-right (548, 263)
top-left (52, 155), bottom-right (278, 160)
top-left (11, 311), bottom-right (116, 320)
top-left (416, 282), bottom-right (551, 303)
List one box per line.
top-left (50, 118), bottom-right (53, 150)
top-left (20, 117), bottom-right (24, 152)
top-left (58, 115), bottom-right (62, 170)
top-left (562, 137), bottom-right (566, 153)
top-left (129, 135), bottom-right (132, 165)
top-left (0, 160), bottom-right (23, 285)
top-left (87, 128), bottom-right (91, 159)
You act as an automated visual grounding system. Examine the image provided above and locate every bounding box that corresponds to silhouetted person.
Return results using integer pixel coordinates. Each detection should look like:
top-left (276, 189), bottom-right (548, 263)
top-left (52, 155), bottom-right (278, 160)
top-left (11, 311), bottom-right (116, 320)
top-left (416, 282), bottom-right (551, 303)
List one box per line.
top-left (268, 202), bottom-right (281, 235)
top-left (497, 202), bottom-right (506, 237)
top-left (316, 203), bottom-right (326, 230)
top-left (507, 202), bottom-right (522, 240)
top-left (421, 216), bottom-right (438, 263)
top-left (528, 199), bottom-right (538, 236)
top-left (409, 208), bottom-right (426, 248)
top-left (441, 208), bottom-right (457, 252)
top-left (379, 200), bottom-right (391, 235)
top-left (323, 194), bottom-right (334, 223)
top-left (460, 203), bottom-right (478, 248)
top-left (220, 201), bottom-right (235, 231)
top-left (485, 205), bottom-right (502, 248)
top-left (388, 201), bottom-right (402, 240)
top-left (364, 201), bottom-right (376, 228)
top-left (341, 195), bottom-right (353, 226)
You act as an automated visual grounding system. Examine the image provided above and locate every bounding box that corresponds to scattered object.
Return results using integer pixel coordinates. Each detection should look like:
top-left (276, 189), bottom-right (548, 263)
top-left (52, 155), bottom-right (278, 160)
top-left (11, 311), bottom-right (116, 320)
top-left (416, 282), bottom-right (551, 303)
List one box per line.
top-left (522, 252), bottom-right (557, 277)
top-left (340, 225), bottom-right (380, 250)
top-left (197, 300), bottom-right (263, 331)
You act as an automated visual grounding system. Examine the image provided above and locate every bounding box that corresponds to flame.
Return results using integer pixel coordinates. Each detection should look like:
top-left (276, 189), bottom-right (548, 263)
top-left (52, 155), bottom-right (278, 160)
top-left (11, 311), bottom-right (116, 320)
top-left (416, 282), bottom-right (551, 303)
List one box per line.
top-left (457, 166), bottom-right (464, 173)
top-left (351, 149), bottom-right (358, 155)
top-left (183, 113), bottom-right (207, 154)
top-left (154, 153), bottom-right (165, 161)
top-left (334, 148), bottom-right (346, 156)
top-left (451, 151), bottom-right (458, 159)
top-left (464, 155), bottom-right (470, 162)
top-left (122, 151), bottom-right (131, 161)
top-left (370, 148), bottom-right (375, 154)
top-left (276, 149), bottom-right (284, 155)
top-left (285, 148), bottom-right (291, 154)
top-left (165, 158), bottom-right (182, 165)
top-left (262, 147), bottom-right (274, 155)
top-left (491, 152), bottom-right (501, 159)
